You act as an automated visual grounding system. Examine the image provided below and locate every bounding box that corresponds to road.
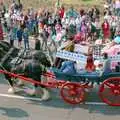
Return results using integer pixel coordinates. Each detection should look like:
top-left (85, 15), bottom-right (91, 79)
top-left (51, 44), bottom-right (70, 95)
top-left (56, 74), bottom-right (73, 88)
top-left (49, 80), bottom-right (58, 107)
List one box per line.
top-left (0, 38), bottom-right (120, 120)
top-left (0, 74), bottom-right (120, 120)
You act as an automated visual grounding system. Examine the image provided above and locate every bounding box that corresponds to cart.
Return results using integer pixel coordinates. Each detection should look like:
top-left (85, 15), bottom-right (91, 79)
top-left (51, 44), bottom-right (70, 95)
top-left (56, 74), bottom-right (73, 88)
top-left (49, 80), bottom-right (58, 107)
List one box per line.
top-left (51, 68), bottom-right (120, 106)
top-left (0, 68), bottom-right (120, 106)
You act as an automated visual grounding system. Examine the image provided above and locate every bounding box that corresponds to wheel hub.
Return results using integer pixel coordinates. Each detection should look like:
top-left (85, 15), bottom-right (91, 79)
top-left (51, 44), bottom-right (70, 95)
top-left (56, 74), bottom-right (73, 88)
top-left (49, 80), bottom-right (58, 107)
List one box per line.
top-left (113, 89), bottom-right (120, 95)
top-left (69, 90), bottom-right (77, 96)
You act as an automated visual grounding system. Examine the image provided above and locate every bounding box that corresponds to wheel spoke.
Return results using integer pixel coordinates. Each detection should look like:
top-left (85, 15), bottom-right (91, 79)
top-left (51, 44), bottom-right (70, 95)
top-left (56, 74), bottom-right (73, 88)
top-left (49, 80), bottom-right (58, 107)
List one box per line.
top-left (61, 83), bottom-right (84, 104)
top-left (107, 95), bottom-right (120, 105)
top-left (99, 77), bottom-right (120, 106)
top-left (114, 96), bottom-right (120, 104)
top-left (104, 82), bottom-right (114, 88)
top-left (63, 89), bottom-right (71, 97)
top-left (66, 93), bottom-right (83, 103)
top-left (102, 89), bottom-right (113, 98)
top-left (72, 97), bottom-right (81, 103)
top-left (66, 84), bottom-right (75, 90)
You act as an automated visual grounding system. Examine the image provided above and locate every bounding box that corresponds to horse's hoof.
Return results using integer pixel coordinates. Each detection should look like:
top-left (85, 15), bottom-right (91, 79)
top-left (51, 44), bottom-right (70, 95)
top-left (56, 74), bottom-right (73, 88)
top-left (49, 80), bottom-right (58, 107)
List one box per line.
top-left (8, 87), bottom-right (15, 94)
top-left (41, 88), bottom-right (50, 101)
top-left (17, 80), bottom-right (24, 86)
top-left (41, 95), bottom-right (50, 101)
top-left (24, 89), bottom-right (36, 96)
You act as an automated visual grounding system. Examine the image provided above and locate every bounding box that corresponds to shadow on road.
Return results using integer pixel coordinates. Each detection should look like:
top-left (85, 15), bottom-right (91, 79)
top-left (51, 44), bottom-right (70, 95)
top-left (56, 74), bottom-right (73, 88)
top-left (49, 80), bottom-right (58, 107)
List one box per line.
top-left (27, 98), bottom-right (74, 110)
top-left (26, 88), bottom-right (74, 109)
top-left (27, 98), bottom-right (120, 116)
top-left (28, 98), bottom-right (120, 115)
top-left (77, 104), bottom-right (120, 115)
top-left (0, 79), bottom-right (119, 116)
top-left (0, 107), bottom-right (29, 118)
top-left (0, 74), bottom-right (8, 85)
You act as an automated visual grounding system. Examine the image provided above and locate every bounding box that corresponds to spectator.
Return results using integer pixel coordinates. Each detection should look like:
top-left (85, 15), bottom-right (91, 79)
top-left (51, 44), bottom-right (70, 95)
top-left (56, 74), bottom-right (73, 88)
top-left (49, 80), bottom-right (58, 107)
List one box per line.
top-left (0, 20), bottom-right (3, 40)
top-left (17, 25), bottom-right (23, 48)
top-left (23, 27), bottom-right (29, 50)
top-left (9, 26), bottom-right (15, 46)
top-left (114, 31), bottom-right (120, 43)
top-left (115, 0), bottom-right (120, 16)
top-left (17, 0), bottom-right (23, 12)
top-left (102, 19), bottom-right (111, 43)
top-left (99, 53), bottom-right (112, 76)
top-left (35, 34), bottom-right (41, 50)
top-left (58, 5), bottom-right (65, 18)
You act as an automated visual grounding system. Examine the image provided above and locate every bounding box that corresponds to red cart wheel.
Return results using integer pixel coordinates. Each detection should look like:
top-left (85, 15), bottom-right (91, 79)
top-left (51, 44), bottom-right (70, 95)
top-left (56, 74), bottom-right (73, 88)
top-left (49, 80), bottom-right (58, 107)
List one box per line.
top-left (60, 82), bottom-right (85, 104)
top-left (99, 77), bottom-right (120, 106)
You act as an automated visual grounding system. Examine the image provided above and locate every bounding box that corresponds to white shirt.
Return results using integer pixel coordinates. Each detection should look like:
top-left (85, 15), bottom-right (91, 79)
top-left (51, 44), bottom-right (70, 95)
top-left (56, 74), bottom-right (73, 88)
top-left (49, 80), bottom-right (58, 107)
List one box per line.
top-left (75, 17), bottom-right (81, 25)
top-left (104, 4), bottom-right (109, 8)
top-left (69, 18), bottom-right (76, 26)
top-left (94, 21), bottom-right (101, 29)
top-left (65, 18), bottom-right (69, 25)
top-left (115, 0), bottom-right (120, 9)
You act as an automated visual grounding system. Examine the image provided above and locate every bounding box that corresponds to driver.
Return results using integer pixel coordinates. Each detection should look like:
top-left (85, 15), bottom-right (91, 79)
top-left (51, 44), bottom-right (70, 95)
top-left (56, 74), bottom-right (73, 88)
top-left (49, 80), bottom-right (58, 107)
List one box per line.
top-left (99, 53), bottom-right (112, 76)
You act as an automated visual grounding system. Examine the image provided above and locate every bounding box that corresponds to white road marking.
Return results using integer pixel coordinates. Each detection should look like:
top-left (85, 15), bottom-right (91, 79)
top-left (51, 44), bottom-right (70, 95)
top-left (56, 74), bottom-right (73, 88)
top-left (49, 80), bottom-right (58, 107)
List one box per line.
top-left (84, 102), bottom-right (106, 105)
top-left (0, 93), bottom-right (42, 101)
top-left (0, 93), bottom-right (107, 105)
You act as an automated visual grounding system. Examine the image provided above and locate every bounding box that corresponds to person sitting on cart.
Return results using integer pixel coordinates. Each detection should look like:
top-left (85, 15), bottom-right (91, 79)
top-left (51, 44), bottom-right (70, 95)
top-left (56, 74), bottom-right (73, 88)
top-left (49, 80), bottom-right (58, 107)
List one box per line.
top-left (79, 53), bottom-right (112, 77)
top-left (60, 60), bottom-right (76, 74)
top-left (85, 54), bottom-right (96, 73)
top-left (99, 53), bottom-right (112, 77)
top-left (115, 62), bottom-right (120, 72)
top-left (77, 53), bottom-right (96, 75)
top-left (106, 31), bottom-right (120, 48)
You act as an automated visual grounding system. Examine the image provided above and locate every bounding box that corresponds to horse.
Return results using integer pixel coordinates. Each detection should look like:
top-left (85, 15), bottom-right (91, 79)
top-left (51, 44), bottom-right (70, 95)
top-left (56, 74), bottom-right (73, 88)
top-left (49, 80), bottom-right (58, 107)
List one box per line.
top-left (0, 48), bottom-right (51, 100)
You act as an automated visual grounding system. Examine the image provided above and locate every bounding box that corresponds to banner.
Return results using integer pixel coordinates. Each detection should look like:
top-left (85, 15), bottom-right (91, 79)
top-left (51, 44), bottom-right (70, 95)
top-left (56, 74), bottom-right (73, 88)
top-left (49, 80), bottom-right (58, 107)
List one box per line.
top-left (98, 55), bottom-right (120, 69)
top-left (74, 44), bottom-right (89, 54)
top-left (56, 50), bottom-right (87, 63)
top-left (99, 55), bottom-right (120, 62)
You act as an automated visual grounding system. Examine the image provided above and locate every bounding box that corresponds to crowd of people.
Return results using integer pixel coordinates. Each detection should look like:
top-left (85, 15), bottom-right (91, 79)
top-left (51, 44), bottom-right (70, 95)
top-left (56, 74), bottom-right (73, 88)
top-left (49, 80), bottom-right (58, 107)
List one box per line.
top-left (0, 0), bottom-right (120, 51)
top-left (0, 0), bottom-right (120, 70)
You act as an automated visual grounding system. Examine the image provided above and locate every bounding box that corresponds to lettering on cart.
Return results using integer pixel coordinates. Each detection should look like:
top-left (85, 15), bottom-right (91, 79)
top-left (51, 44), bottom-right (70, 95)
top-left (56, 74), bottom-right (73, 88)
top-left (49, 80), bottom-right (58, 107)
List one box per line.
top-left (56, 50), bottom-right (87, 63)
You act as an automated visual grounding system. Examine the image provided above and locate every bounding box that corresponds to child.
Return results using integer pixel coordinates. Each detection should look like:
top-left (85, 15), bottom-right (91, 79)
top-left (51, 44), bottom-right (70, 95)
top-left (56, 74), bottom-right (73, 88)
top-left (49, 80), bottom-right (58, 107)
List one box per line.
top-left (85, 54), bottom-right (96, 72)
top-left (35, 34), bottom-right (41, 50)
top-left (17, 25), bottom-right (23, 48)
top-left (23, 27), bottom-right (29, 50)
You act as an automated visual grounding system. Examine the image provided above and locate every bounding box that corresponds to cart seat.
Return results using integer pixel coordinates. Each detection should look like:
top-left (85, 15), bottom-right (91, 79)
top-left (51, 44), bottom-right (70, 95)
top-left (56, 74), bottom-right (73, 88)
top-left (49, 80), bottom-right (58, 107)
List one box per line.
top-left (51, 68), bottom-right (120, 83)
top-left (52, 68), bottom-right (100, 82)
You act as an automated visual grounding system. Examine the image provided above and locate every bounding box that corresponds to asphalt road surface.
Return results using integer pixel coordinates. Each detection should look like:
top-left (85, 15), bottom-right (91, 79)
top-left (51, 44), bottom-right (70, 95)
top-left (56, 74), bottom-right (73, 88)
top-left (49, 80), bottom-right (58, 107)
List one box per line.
top-left (0, 74), bottom-right (120, 120)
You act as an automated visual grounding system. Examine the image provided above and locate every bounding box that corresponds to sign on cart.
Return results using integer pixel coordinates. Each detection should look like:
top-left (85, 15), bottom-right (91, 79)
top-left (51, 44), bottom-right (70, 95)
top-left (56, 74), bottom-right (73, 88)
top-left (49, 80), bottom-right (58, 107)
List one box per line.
top-left (56, 50), bottom-right (87, 63)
